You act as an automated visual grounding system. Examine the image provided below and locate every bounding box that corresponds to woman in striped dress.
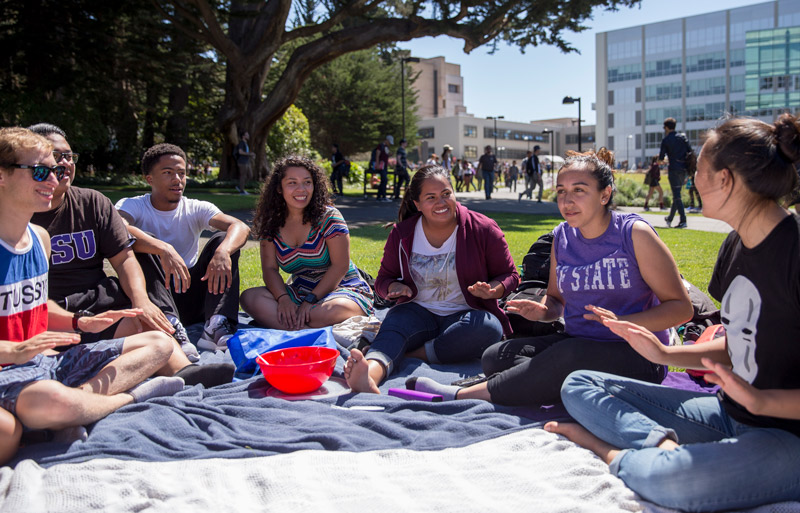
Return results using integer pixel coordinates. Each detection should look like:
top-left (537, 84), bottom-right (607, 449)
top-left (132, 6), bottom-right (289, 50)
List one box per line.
top-left (240, 156), bottom-right (373, 330)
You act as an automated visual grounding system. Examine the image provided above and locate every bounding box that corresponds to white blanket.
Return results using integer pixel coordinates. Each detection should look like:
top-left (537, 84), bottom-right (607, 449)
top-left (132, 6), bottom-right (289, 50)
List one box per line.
top-left (2, 427), bottom-right (798, 513)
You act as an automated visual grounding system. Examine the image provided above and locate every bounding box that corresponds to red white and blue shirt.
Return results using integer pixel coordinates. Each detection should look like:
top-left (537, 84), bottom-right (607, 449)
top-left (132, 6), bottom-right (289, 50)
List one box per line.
top-left (0, 224), bottom-right (48, 342)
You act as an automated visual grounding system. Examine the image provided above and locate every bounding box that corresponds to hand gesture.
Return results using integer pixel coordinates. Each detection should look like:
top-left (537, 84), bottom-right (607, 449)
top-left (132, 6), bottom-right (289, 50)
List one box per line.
top-left (77, 308), bottom-right (143, 334)
top-left (702, 358), bottom-right (763, 415)
top-left (202, 250), bottom-right (233, 295)
top-left (468, 281), bottom-right (502, 300)
top-left (387, 282), bottom-right (412, 299)
top-left (132, 299), bottom-right (175, 335)
top-left (603, 319), bottom-right (668, 364)
top-left (160, 244), bottom-right (191, 293)
top-left (583, 304), bottom-right (618, 324)
top-left (505, 299), bottom-right (548, 322)
top-left (1, 332), bottom-right (80, 365)
top-left (276, 294), bottom-right (298, 330)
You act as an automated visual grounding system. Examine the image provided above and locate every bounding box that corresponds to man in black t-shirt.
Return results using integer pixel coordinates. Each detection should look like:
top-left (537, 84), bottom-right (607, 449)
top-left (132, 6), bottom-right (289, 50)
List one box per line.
top-left (659, 117), bottom-right (692, 228)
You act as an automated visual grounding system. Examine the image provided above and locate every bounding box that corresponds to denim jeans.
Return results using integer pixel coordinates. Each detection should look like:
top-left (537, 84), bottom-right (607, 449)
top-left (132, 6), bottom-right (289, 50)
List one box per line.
top-left (365, 302), bottom-right (503, 377)
top-left (377, 168), bottom-right (388, 199)
top-left (561, 370), bottom-right (800, 512)
top-left (483, 171), bottom-right (494, 199)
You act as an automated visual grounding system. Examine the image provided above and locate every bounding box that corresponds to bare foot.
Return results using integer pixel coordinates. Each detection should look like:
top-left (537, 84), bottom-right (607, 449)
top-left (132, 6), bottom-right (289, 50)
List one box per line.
top-left (344, 349), bottom-right (380, 394)
top-left (544, 421), bottom-right (620, 465)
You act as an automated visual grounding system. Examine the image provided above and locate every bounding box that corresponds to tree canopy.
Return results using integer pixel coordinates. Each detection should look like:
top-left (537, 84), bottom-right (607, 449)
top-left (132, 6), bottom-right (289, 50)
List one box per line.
top-left (155, 0), bottom-right (641, 177)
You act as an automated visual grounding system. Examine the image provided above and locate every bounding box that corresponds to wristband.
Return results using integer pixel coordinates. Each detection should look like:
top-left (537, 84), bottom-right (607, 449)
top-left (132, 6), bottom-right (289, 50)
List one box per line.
top-left (276, 293), bottom-right (289, 301)
top-left (72, 310), bottom-right (93, 334)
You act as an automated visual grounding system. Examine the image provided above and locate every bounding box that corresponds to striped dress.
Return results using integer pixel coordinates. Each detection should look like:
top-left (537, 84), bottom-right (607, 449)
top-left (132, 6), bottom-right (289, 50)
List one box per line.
top-left (273, 207), bottom-right (373, 315)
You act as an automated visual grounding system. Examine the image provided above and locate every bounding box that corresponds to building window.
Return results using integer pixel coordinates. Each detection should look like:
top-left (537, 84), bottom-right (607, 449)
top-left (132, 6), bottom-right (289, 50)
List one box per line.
top-left (608, 113), bottom-right (615, 129)
top-left (463, 125), bottom-right (477, 138)
top-left (566, 133), bottom-right (596, 144)
top-left (645, 58), bottom-right (682, 78)
top-left (482, 127), bottom-right (546, 142)
top-left (463, 146), bottom-right (478, 159)
top-left (635, 110), bottom-right (642, 127)
top-left (607, 136), bottom-right (615, 151)
top-left (608, 90), bottom-right (614, 106)
top-left (448, 84), bottom-right (459, 93)
top-left (635, 134), bottom-right (641, 150)
top-left (645, 82), bottom-right (683, 101)
top-left (418, 127), bottom-right (435, 139)
top-left (686, 51), bottom-right (726, 73)
top-left (645, 132), bottom-right (663, 150)
top-left (608, 63), bottom-right (642, 83)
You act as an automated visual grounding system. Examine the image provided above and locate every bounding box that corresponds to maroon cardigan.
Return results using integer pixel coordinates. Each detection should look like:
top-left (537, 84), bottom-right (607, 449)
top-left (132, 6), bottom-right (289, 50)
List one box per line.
top-left (375, 203), bottom-right (520, 336)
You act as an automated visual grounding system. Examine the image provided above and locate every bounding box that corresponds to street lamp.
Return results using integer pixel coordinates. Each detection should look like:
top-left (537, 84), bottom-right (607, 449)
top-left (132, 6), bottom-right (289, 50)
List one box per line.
top-left (626, 134), bottom-right (633, 170)
top-left (562, 96), bottom-right (582, 152)
top-left (401, 56), bottom-right (420, 141)
top-left (487, 116), bottom-right (504, 156)
top-left (542, 128), bottom-right (556, 180)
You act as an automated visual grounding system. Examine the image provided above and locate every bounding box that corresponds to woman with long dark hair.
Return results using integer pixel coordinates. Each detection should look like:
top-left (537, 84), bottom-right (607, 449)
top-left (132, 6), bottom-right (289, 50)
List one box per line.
top-left (240, 156), bottom-right (372, 329)
top-left (344, 164), bottom-right (519, 393)
top-left (546, 114), bottom-right (800, 512)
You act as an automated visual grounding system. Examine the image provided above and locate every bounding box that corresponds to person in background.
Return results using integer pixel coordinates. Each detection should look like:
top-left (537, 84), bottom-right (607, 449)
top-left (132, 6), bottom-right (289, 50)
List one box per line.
top-left (508, 160), bottom-right (519, 193)
top-left (643, 156), bottom-right (665, 211)
top-left (477, 145), bottom-right (497, 200)
top-left (375, 135), bottom-right (393, 202)
top-left (394, 139), bottom-right (410, 200)
top-left (330, 143), bottom-right (348, 197)
top-left (235, 131), bottom-right (255, 195)
top-left (659, 117), bottom-right (692, 228)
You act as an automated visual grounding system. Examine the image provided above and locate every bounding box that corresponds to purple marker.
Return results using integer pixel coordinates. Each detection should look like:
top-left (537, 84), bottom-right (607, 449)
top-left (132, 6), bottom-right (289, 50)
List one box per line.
top-left (388, 388), bottom-right (443, 402)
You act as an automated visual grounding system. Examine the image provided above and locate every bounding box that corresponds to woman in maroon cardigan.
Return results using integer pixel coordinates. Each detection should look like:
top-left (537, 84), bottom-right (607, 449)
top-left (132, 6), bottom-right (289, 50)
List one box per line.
top-left (345, 164), bottom-right (519, 394)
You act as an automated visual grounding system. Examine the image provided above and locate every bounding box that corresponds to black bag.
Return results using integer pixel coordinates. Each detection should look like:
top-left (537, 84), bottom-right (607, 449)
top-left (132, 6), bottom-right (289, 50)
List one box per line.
top-left (500, 280), bottom-right (564, 338)
top-left (521, 232), bottom-right (554, 284)
top-left (357, 267), bottom-right (396, 310)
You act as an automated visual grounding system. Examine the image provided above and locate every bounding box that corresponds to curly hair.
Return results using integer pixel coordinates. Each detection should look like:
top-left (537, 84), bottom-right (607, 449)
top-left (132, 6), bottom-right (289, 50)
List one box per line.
top-left (561, 147), bottom-right (617, 209)
top-left (252, 155), bottom-right (332, 240)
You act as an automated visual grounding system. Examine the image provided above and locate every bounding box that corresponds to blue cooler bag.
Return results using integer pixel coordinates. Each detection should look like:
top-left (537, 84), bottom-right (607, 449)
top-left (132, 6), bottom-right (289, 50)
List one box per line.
top-left (227, 326), bottom-right (337, 380)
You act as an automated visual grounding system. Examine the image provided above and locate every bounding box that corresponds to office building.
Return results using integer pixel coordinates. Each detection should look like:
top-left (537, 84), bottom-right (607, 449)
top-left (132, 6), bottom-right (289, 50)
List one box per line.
top-left (596, 0), bottom-right (800, 167)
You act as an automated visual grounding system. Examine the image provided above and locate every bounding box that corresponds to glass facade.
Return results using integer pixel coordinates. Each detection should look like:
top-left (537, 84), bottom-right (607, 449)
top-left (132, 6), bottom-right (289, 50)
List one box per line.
top-left (482, 127), bottom-right (547, 142)
top-left (463, 125), bottom-right (477, 137)
top-left (745, 27), bottom-right (800, 111)
top-left (602, 1), bottom-right (800, 167)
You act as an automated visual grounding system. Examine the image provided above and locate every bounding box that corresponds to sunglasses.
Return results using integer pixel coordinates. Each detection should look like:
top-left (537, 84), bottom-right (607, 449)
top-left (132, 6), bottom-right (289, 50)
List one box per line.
top-left (53, 151), bottom-right (79, 163)
top-left (13, 164), bottom-right (67, 181)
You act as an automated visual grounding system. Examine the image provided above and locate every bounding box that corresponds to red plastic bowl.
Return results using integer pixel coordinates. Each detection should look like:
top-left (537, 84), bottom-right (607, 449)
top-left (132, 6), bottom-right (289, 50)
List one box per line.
top-left (256, 346), bottom-right (339, 394)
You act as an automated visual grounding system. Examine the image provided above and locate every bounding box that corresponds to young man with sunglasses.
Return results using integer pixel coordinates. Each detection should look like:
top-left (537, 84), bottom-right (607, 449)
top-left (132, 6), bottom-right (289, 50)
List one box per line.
top-left (0, 127), bottom-right (188, 459)
top-left (27, 124), bottom-right (234, 388)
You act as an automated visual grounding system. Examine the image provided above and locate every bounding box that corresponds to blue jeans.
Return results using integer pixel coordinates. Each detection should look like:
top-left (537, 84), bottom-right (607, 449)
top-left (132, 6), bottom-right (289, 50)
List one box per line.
top-left (482, 171), bottom-right (494, 199)
top-left (365, 302), bottom-right (502, 377)
top-left (561, 370), bottom-right (800, 512)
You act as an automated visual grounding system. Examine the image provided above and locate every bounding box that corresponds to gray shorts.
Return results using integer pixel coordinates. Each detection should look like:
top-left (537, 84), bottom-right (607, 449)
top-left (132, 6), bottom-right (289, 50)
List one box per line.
top-left (0, 338), bottom-right (125, 415)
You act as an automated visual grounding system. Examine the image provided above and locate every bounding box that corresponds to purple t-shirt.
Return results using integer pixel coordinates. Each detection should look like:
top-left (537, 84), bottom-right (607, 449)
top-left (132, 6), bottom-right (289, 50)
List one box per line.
top-left (553, 211), bottom-right (668, 344)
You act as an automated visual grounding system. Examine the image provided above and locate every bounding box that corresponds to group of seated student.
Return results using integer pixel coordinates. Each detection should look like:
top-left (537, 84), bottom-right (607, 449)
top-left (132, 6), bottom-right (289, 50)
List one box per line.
top-left (3, 112), bottom-right (799, 511)
top-left (246, 117), bottom-right (798, 512)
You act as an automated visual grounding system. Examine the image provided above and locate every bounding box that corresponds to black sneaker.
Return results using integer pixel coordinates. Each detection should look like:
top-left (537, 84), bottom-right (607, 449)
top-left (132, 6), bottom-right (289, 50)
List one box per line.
top-left (172, 321), bottom-right (199, 362)
top-left (676, 221), bottom-right (687, 229)
top-left (664, 216), bottom-right (672, 228)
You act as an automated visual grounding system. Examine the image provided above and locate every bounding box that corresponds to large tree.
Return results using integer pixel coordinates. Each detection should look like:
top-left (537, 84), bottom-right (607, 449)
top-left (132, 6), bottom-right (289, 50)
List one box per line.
top-left (154, 0), bottom-right (639, 178)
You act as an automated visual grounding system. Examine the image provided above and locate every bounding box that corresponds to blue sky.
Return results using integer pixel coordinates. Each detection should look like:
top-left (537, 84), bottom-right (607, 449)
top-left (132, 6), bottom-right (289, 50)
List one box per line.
top-left (399, 0), bottom-right (761, 125)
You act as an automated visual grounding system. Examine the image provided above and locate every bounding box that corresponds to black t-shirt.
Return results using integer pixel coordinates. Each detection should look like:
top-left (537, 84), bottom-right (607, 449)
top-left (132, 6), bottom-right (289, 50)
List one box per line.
top-left (31, 187), bottom-right (133, 302)
top-left (708, 214), bottom-right (800, 436)
top-left (478, 154), bottom-right (497, 173)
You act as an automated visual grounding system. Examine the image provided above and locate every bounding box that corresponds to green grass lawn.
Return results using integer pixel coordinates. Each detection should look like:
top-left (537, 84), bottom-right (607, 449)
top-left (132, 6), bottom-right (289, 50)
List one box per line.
top-left (239, 212), bottom-right (726, 301)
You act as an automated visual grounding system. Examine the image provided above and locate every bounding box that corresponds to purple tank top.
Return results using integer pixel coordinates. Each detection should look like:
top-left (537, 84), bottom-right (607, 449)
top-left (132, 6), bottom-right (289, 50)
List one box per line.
top-left (553, 211), bottom-right (669, 344)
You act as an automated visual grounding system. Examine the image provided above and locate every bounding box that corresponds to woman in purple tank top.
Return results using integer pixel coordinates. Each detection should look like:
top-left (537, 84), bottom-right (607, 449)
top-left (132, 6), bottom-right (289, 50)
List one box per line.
top-left (408, 149), bottom-right (692, 406)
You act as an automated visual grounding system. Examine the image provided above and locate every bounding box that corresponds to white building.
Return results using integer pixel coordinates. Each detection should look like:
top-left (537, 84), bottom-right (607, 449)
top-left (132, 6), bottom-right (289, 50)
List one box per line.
top-left (596, 0), bottom-right (800, 167)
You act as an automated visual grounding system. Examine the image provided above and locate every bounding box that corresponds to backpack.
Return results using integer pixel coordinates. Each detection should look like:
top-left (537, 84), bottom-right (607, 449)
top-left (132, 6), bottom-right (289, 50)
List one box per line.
top-left (521, 232), bottom-right (554, 284)
top-left (499, 280), bottom-right (564, 338)
top-left (368, 144), bottom-right (381, 171)
top-left (678, 133), bottom-right (696, 174)
top-left (356, 267), bottom-right (396, 310)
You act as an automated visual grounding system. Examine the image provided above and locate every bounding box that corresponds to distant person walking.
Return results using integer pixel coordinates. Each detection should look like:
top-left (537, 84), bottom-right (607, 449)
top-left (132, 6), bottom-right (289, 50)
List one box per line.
top-left (519, 146), bottom-right (543, 202)
top-left (659, 117), bottom-right (692, 228)
top-left (643, 156), bottom-right (664, 211)
top-left (508, 160), bottom-right (519, 192)
top-left (686, 167), bottom-right (702, 213)
top-left (235, 131), bottom-right (255, 195)
top-left (477, 145), bottom-right (497, 200)
top-left (394, 139), bottom-right (410, 199)
top-left (375, 135), bottom-right (393, 202)
top-left (462, 159), bottom-right (476, 192)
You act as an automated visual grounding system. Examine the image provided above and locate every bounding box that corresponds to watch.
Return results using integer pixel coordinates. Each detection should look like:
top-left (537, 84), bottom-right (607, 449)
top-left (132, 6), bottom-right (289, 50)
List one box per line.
top-left (303, 293), bottom-right (318, 304)
top-left (72, 310), bottom-right (93, 334)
